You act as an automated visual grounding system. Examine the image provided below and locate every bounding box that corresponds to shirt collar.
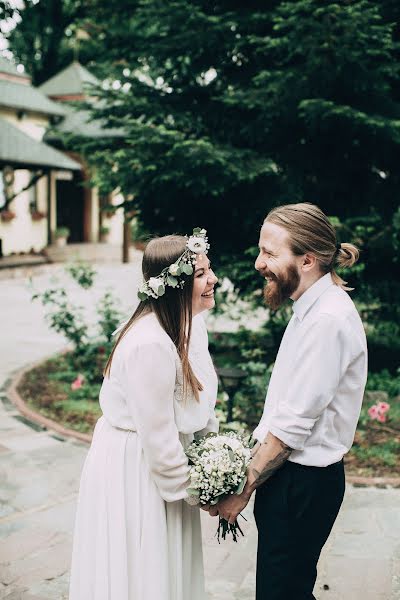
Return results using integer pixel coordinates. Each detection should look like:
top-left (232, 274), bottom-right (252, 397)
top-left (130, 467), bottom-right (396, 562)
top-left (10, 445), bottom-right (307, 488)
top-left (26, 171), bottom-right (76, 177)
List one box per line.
top-left (292, 273), bottom-right (334, 322)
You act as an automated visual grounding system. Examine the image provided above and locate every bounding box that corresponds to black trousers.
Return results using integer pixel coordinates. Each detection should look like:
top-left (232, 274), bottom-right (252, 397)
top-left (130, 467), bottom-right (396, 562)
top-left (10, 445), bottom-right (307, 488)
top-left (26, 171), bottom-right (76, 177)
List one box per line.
top-left (254, 459), bottom-right (345, 600)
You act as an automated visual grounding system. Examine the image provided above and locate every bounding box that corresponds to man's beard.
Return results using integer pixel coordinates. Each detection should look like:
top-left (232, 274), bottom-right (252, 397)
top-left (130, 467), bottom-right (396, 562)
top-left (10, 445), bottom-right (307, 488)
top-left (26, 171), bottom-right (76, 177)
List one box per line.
top-left (263, 264), bottom-right (300, 310)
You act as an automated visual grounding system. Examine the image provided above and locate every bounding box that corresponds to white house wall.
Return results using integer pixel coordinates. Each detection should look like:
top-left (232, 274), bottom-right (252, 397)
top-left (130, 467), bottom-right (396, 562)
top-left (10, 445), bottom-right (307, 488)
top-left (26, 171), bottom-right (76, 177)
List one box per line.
top-left (0, 169), bottom-right (48, 255)
top-left (0, 108), bottom-right (48, 141)
top-left (0, 107), bottom-right (123, 256)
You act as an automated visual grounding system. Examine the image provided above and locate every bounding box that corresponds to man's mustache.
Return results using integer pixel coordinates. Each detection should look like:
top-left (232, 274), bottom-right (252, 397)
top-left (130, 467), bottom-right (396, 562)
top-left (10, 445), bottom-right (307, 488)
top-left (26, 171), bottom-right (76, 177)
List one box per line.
top-left (259, 268), bottom-right (277, 280)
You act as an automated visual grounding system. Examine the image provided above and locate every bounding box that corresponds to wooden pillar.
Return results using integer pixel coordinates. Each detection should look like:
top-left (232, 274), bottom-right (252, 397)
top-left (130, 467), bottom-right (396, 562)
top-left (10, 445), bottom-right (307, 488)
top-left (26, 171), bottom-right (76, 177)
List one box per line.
top-left (48, 171), bottom-right (57, 244)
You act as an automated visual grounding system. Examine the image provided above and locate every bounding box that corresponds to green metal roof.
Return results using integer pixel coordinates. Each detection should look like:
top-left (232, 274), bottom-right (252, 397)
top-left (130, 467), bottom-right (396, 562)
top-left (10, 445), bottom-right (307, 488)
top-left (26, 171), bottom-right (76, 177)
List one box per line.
top-left (39, 61), bottom-right (100, 97)
top-left (0, 55), bottom-right (28, 80)
top-left (0, 117), bottom-right (80, 170)
top-left (0, 79), bottom-right (66, 117)
top-left (45, 102), bottom-right (125, 140)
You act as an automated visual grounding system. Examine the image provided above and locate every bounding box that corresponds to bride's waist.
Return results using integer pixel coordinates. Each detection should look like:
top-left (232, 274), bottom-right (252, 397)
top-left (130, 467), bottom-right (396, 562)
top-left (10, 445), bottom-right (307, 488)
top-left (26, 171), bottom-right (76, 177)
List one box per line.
top-left (99, 416), bottom-right (194, 448)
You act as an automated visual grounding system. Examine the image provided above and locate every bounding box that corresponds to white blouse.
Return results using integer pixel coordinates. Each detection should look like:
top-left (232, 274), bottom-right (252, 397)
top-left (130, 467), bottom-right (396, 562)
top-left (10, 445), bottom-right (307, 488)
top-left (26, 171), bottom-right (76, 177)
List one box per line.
top-left (99, 311), bottom-right (218, 502)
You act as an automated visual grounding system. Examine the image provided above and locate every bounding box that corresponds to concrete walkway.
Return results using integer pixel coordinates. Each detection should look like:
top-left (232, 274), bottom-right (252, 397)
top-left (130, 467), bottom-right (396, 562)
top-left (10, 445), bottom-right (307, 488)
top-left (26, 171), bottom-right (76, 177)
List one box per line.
top-left (0, 265), bottom-right (399, 600)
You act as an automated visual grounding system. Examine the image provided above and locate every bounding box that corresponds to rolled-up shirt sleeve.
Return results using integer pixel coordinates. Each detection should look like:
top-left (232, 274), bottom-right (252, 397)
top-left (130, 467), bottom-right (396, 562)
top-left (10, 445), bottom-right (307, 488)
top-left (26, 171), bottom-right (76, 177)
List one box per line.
top-left (268, 314), bottom-right (348, 451)
top-left (123, 341), bottom-right (190, 502)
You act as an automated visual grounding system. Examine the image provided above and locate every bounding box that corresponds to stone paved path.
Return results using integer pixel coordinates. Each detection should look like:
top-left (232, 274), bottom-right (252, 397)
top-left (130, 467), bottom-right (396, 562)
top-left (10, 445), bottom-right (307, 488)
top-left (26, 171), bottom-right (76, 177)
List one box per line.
top-left (0, 264), bottom-right (399, 599)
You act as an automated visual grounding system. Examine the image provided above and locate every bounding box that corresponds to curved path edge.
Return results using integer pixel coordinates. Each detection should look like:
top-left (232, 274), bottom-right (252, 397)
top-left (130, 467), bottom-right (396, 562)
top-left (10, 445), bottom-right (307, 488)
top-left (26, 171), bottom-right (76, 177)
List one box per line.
top-left (7, 358), bottom-right (92, 444)
top-left (7, 360), bottom-right (400, 488)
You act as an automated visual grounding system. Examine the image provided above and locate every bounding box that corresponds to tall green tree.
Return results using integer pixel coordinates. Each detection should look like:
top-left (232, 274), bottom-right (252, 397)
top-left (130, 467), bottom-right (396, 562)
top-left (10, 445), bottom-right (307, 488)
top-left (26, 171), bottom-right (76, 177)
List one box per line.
top-left (69, 1), bottom-right (399, 309)
top-left (0, 1), bottom-right (15, 21)
top-left (4, 0), bottom-right (90, 85)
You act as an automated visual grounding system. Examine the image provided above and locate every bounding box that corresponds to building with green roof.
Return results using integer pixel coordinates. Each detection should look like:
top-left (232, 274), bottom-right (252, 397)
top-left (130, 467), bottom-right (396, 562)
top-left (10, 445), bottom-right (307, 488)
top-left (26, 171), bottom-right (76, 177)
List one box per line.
top-left (0, 55), bottom-right (83, 257)
top-left (0, 56), bottom-right (65, 118)
top-left (0, 56), bottom-right (125, 258)
top-left (38, 60), bottom-right (100, 101)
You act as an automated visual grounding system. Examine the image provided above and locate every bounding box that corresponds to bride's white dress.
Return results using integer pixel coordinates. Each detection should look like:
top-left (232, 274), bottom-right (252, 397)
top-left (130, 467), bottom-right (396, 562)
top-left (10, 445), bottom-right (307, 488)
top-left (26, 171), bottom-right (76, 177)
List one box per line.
top-left (69, 312), bottom-right (218, 600)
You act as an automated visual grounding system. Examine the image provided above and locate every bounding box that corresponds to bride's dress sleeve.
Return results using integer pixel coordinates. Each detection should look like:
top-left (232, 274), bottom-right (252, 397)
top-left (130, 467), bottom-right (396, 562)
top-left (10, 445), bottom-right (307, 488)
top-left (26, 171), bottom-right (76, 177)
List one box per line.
top-left (123, 340), bottom-right (190, 503)
top-left (192, 315), bottom-right (219, 438)
top-left (196, 411), bottom-right (219, 438)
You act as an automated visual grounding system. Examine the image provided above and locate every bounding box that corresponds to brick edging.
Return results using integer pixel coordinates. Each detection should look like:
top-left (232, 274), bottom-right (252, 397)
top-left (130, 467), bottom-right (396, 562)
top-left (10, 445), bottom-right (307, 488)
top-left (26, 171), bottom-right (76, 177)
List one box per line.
top-left (345, 475), bottom-right (400, 487)
top-left (6, 361), bottom-right (400, 488)
top-left (7, 359), bottom-right (92, 444)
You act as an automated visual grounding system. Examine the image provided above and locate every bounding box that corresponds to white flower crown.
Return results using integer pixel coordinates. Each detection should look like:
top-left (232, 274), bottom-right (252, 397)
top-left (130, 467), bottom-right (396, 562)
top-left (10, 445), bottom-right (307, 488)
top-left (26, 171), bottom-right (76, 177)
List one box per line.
top-left (137, 228), bottom-right (210, 301)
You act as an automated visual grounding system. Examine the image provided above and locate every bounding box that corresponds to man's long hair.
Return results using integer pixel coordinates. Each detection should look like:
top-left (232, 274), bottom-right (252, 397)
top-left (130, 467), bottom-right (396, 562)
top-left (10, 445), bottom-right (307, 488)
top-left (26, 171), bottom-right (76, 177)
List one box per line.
top-left (265, 203), bottom-right (359, 290)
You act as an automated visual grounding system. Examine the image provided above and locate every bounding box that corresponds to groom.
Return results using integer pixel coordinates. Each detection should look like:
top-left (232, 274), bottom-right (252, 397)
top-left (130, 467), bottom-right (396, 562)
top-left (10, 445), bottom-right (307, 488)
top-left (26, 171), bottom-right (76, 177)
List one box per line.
top-left (211, 203), bottom-right (368, 599)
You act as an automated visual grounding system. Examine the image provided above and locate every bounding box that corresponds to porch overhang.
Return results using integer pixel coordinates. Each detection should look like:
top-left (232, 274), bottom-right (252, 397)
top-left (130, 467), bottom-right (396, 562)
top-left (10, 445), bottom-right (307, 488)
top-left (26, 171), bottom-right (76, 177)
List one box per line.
top-left (0, 117), bottom-right (80, 171)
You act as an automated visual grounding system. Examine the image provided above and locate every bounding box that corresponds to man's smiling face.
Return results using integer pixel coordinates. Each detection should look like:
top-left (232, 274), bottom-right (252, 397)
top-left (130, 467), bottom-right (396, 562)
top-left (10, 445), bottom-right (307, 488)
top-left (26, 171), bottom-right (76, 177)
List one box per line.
top-left (255, 221), bottom-right (301, 310)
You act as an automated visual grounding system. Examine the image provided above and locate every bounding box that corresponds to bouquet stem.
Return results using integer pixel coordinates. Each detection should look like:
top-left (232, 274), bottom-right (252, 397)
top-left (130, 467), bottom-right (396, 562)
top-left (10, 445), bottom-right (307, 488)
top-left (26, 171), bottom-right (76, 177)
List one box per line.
top-left (216, 514), bottom-right (247, 543)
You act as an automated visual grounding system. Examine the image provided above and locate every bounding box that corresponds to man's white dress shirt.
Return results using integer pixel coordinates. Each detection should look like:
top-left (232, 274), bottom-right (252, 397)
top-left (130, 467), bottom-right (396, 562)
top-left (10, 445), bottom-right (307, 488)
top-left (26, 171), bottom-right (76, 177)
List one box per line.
top-left (253, 273), bottom-right (368, 467)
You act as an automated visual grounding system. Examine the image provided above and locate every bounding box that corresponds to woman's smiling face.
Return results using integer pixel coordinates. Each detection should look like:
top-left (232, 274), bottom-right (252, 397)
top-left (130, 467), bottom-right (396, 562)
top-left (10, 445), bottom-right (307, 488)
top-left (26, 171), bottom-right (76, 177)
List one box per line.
top-left (192, 254), bottom-right (218, 316)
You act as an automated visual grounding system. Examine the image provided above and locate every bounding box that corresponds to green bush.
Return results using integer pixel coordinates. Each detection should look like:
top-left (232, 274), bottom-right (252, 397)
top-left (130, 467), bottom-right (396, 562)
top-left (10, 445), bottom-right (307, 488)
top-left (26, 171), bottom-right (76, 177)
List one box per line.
top-left (233, 361), bottom-right (273, 427)
top-left (32, 262), bottom-right (122, 358)
top-left (65, 261), bottom-right (97, 289)
top-left (365, 368), bottom-right (400, 398)
top-left (366, 321), bottom-right (400, 374)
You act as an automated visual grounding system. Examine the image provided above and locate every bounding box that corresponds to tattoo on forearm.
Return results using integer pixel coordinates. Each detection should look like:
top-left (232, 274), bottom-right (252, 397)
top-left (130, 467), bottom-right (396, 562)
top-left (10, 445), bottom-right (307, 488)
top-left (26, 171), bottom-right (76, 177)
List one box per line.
top-left (251, 443), bottom-right (292, 487)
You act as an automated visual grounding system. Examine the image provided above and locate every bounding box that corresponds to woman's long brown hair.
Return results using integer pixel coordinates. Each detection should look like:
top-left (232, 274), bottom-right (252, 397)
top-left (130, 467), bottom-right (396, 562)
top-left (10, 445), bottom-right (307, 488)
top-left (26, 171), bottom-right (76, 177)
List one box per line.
top-left (103, 235), bottom-right (203, 401)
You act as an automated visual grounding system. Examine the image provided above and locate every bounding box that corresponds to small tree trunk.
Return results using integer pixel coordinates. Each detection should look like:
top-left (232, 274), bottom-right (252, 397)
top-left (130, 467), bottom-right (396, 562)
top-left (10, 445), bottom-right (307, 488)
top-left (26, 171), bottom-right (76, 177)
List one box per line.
top-left (122, 218), bottom-right (130, 263)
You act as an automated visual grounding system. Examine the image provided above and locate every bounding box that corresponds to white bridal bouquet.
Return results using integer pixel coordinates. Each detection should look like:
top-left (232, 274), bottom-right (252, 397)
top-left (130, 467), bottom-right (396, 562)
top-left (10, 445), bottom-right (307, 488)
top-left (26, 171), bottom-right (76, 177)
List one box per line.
top-left (185, 431), bottom-right (253, 542)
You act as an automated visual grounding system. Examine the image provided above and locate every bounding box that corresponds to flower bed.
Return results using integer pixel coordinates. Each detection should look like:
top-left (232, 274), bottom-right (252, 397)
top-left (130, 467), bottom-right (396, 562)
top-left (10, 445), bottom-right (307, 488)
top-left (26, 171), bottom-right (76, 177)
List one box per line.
top-left (18, 350), bottom-right (104, 434)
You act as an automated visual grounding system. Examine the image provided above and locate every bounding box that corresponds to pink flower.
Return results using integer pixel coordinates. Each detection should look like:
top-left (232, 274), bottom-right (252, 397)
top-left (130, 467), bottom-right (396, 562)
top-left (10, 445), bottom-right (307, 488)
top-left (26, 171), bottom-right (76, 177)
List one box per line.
top-left (71, 374), bottom-right (84, 390)
top-left (377, 402), bottom-right (390, 414)
top-left (368, 405), bottom-right (379, 420)
top-left (368, 401), bottom-right (390, 423)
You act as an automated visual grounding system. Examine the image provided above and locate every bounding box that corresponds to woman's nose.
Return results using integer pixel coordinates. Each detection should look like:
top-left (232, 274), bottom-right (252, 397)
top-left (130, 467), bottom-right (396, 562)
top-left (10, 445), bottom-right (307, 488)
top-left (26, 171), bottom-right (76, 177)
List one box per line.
top-left (209, 270), bottom-right (218, 284)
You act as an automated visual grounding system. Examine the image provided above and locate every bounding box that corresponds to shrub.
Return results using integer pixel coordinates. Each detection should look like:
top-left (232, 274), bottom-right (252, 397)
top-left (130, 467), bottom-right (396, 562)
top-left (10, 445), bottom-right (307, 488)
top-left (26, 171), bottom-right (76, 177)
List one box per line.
top-left (32, 263), bottom-right (122, 358)
top-left (366, 321), bottom-right (400, 374)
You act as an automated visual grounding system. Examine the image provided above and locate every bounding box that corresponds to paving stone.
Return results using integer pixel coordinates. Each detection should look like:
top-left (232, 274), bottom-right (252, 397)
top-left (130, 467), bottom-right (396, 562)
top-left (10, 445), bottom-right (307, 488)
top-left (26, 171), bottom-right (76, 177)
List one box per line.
top-left (0, 527), bottom-right (64, 563)
top-left (0, 504), bottom-right (16, 521)
top-left (1, 535), bottom-right (70, 588)
top-left (11, 417), bottom-right (46, 434)
top-left (0, 433), bottom-right (60, 454)
top-left (0, 416), bottom-right (25, 434)
top-left (29, 571), bottom-right (69, 600)
top-left (1, 590), bottom-right (46, 600)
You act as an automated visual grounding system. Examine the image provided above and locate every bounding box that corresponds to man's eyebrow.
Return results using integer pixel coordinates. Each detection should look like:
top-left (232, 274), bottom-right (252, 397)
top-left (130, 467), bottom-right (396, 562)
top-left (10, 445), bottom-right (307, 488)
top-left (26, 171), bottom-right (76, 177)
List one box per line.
top-left (259, 244), bottom-right (274, 253)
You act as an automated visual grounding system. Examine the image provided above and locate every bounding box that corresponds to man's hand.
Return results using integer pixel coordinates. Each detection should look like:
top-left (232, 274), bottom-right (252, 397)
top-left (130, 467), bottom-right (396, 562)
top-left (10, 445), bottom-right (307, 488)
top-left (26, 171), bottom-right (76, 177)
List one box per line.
top-left (206, 433), bottom-right (292, 523)
top-left (212, 492), bottom-right (250, 525)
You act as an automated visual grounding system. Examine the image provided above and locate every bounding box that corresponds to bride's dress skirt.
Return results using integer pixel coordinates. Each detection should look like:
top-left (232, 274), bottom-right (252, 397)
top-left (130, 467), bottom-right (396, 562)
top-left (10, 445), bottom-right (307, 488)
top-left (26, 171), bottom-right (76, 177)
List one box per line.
top-left (69, 417), bottom-right (205, 600)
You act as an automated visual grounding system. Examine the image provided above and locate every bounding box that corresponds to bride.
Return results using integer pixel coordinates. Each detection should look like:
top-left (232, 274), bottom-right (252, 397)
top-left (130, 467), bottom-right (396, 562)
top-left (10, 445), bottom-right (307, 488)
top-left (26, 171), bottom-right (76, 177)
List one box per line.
top-left (69, 229), bottom-right (219, 600)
